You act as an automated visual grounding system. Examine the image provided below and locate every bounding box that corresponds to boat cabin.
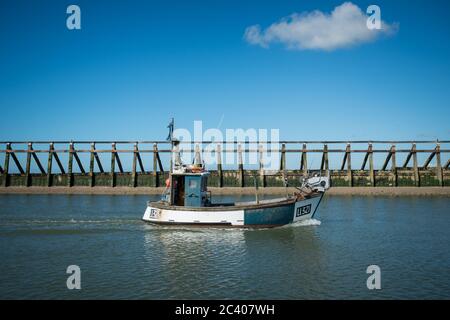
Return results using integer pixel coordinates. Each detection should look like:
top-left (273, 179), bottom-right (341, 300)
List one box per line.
top-left (170, 172), bottom-right (210, 207)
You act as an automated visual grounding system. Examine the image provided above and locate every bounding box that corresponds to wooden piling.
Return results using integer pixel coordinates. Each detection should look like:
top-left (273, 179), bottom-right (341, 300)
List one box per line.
top-left (132, 143), bottom-right (138, 187)
top-left (3, 143), bottom-right (11, 187)
top-left (301, 143), bottom-right (307, 177)
top-left (238, 143), bottom-right (244, 187)
top-left (258, 144), bottom-right (265, 187)
top-left (321, 144), bottom-right (329, 175)
top-left (217, 144), bottom-right (223, 188)
top-left (412, 143), bottom-right (420, 187)
top-left (368, 144), bottom-right (375, 186)
top-left (25, 143), bottom-right (32, 187)
top-left (436, 143), bottom-right (443, 187)
top-left (89, 143), bottom-right (95, 187)
top-left (153, 143), bottom-right (159, 187)
top-left (47, 143), bottom-right (53, 187)
top-left (67, 143), bottom-right (74, 187)
top-left (391, 145), bottom-right (397, 187)
top-left (346, 143), bottom-right (352, 187)
top-left (280, 143), bottom-right (286, 172)
top-left (111, 143), bottom-right (116, 187)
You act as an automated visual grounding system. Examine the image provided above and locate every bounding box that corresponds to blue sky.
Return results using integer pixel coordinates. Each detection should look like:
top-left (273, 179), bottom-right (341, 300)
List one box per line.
top-left (0, 0), bottom-right (449, 142)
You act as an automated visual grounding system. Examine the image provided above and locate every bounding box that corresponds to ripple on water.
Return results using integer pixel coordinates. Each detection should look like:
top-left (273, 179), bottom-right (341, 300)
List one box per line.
top-left (0, 194), bottom-right (449, 299)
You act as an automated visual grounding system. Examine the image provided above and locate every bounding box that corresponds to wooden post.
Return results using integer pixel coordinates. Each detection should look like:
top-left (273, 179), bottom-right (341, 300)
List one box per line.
top-left (89, 143), bottom-right (95, 187)
top-left (111, 143), bottom-right (116, 187)
top-left (25, 143), bottom-right (32, 187)
top-left (391, 145), bottom-right (397, 187)
top-left (238, 143), bottom-right (244, 187)
top-left (68, 143), bottom-right (74, 187)
top-left (153, 143), bottom-right (158, 187)
top-left (412, 143), bottom-right (420, 187)
top-left (217, 144), bottom-right (223, 187)
top-left (47, 143), bottom-right (53, 187)
top-left (368, 143), bottom-right (375, 186)
top-left (258, 144), bottom-right (265, 188)
top-left (436, 143), bottom-right (443, 187)
top-left (280, 143), bottom-right (286, 172)
top-left (321, 144), bottom-right (329, 174)
top-left (301, 143), bottom-right (307, 177)
top-left (346, 143), bottom-right (352, 187)
top-left (3, 143), bottom-right (11, 187)
top-left (132, 143), bottom-right (138, 187)
top-left (254, 174), bottom-right (259, 204)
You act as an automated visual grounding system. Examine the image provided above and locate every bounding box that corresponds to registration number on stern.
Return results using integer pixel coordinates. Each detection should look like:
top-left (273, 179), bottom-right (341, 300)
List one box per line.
top-left (149, 208), bottom-right (161, 219)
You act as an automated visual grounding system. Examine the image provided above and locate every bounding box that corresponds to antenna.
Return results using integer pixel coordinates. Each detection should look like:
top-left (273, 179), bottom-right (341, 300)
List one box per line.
top-left (167, 118), bottom-right (175, 205)
top-left (167, 118), bottom-right (175, 172)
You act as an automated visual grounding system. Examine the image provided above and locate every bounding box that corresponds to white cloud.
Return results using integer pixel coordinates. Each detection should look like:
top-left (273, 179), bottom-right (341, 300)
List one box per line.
top-left (244, 2), bottom-right (398, 51)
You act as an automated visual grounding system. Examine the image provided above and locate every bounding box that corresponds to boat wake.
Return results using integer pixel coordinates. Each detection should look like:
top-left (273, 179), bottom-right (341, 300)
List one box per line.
top-left (288, 218), bottom-right (321, 227)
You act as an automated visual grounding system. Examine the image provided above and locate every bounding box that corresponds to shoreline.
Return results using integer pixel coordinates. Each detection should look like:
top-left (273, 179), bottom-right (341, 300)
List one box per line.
top-left (0, 186), bottom-right (449, 196)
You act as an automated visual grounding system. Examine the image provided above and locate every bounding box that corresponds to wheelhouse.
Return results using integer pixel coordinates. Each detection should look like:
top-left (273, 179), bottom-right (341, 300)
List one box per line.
top-left (169, 172), bottom-right (210, 207)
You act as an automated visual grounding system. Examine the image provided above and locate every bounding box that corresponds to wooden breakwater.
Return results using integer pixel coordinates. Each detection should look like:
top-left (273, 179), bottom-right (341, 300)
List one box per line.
top-left (0, 140), bottom-right (449, 189)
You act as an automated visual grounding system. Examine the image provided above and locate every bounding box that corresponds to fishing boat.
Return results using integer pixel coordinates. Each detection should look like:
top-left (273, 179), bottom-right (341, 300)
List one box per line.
top-left (142, 120), bottom-right (329, 228)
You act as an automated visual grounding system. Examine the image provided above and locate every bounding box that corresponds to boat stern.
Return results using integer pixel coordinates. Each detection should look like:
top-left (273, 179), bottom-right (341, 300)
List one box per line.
top-left (143, 205), bottom-right (162, 223)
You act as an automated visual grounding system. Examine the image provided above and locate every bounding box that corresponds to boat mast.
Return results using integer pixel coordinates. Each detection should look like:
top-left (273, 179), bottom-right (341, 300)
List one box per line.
top-left (167, 118), bottom-right (174, 205)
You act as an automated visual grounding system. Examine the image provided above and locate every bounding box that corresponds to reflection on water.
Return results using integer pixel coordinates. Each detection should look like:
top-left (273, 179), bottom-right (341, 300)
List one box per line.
top-left (0, 194), bottom-right (449, 299)
top-left (141, 222), bottom-right (327, 299)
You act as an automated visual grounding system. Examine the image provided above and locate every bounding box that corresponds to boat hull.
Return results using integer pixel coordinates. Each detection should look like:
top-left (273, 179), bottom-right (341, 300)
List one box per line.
top-left (142, 193), bottom-right (323, 228)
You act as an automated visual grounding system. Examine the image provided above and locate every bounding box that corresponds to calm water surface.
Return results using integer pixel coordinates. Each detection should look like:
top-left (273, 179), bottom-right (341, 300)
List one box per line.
top-left (0, 194), bottom-right (449, 299)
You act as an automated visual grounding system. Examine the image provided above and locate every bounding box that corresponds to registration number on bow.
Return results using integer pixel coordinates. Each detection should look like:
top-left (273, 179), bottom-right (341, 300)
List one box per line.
top-left (296, 204), bottom-right (311, 217)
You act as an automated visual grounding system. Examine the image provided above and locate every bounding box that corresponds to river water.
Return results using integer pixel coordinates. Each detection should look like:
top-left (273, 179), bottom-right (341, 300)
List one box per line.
top-left (0, 194), bottom-right (449, 299)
